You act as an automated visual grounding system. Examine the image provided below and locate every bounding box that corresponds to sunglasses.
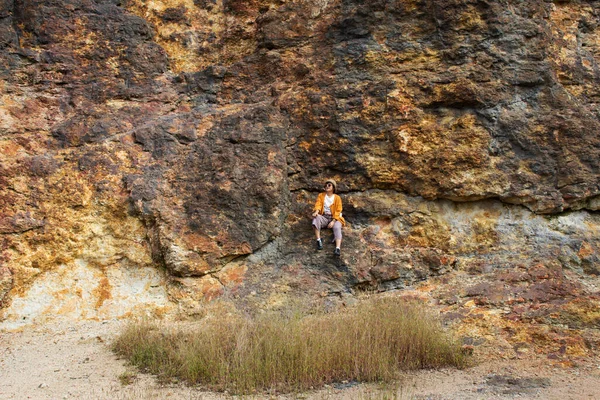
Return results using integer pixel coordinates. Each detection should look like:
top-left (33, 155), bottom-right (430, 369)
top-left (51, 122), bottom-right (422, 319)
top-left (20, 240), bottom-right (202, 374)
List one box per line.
top-left (324, 183), bottom-right (333, 187)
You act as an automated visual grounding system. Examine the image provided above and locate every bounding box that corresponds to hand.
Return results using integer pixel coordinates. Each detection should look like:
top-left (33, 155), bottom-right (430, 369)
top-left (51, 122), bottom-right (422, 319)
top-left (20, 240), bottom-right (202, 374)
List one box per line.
top-left (312, 211), bottom-right (319, 218)
top-left (327, 220), bottom-right (334, 229)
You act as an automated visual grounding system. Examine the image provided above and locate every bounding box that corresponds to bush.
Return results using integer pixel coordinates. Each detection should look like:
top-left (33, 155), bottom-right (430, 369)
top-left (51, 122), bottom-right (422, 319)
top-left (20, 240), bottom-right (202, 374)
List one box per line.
top-left (112, 297), bottom-right (467, 394)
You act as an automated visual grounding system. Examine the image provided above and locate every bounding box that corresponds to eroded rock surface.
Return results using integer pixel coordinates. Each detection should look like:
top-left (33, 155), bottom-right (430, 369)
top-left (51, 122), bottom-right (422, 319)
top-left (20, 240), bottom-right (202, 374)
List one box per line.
top-left (1, 0), bottom-right (599, 359)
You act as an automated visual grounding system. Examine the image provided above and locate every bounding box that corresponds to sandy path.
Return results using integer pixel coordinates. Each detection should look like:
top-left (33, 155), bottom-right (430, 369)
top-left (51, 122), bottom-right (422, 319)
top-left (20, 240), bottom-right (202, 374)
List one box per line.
top-left (0, 320), bottom-right (222, 400)
top-left (1, 320), bottom-right (599, 400)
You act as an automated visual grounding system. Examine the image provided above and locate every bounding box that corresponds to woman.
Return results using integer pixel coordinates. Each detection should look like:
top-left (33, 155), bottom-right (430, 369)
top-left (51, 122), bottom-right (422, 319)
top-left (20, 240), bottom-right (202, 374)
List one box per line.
top-left (311, 179), bottom-right (345, 257)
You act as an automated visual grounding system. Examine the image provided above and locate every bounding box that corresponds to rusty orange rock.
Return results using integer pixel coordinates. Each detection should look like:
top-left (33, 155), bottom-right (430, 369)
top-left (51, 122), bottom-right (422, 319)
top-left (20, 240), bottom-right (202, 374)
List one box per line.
top-left (0, 0), bottom-right (600, 349)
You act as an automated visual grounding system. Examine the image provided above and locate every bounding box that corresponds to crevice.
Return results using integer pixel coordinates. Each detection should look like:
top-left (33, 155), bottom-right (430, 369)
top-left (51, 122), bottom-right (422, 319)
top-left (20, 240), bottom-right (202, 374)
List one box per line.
top-left (9, 1), bottom-right (22, 52)
top-left (288, 187), bottom-right (600, 216)
top-left (210, 273), bottom-right (225, 288)
top-left (557, 181), bottom-right (589, 190)
top-left (217, 252), bottom-right (249, 267)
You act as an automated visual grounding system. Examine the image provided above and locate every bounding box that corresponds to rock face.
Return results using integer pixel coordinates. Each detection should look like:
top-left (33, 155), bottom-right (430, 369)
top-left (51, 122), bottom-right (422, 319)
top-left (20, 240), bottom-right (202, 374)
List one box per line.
top-left (0, 0), bottom-right (599, 355)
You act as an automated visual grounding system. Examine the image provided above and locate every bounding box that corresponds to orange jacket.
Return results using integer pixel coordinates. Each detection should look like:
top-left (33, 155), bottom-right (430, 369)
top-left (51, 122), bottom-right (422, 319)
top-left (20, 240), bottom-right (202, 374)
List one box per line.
top-left (313, 193), bottom-right (346, 226)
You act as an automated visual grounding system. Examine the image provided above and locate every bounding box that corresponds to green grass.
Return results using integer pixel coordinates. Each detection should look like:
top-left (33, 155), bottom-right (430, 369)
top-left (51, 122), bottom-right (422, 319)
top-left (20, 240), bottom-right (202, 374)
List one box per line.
top-left (118, 370), bottom-right (137, 386)
top-left (112, 297), bottom-right (467, 394)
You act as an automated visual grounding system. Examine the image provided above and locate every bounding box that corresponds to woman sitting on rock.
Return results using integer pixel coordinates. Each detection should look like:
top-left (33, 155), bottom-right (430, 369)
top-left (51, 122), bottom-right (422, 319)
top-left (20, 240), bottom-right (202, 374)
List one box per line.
top-left (311, 179), bottom-right (345, 257)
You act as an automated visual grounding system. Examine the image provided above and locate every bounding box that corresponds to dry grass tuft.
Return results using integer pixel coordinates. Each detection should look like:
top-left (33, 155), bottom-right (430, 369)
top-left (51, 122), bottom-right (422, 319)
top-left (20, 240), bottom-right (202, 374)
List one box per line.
top-left (118, 370), bottom-right (137, 386)
top-left (112, 298), bottom-right (467, 394)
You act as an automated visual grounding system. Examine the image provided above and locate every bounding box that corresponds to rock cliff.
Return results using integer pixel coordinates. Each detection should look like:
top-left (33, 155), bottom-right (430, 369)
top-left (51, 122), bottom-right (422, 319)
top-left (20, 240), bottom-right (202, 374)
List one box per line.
top-left (1, 0), bottom-right (599, 359)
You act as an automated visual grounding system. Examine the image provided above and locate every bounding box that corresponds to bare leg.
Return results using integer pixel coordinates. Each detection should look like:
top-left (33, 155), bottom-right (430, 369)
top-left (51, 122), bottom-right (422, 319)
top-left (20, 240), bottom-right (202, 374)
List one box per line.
top-left (313, 225), bottom-right (321, 240)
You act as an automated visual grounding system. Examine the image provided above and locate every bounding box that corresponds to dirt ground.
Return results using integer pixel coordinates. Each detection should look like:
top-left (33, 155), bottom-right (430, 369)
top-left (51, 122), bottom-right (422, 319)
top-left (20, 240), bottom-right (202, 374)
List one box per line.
top-left (1, 320), bottom-right (600, 400)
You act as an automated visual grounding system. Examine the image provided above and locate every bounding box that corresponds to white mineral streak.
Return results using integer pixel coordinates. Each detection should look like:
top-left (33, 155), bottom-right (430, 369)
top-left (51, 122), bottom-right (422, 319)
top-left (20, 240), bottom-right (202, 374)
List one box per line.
top-left (0, 259), bottom-right (173, 330)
